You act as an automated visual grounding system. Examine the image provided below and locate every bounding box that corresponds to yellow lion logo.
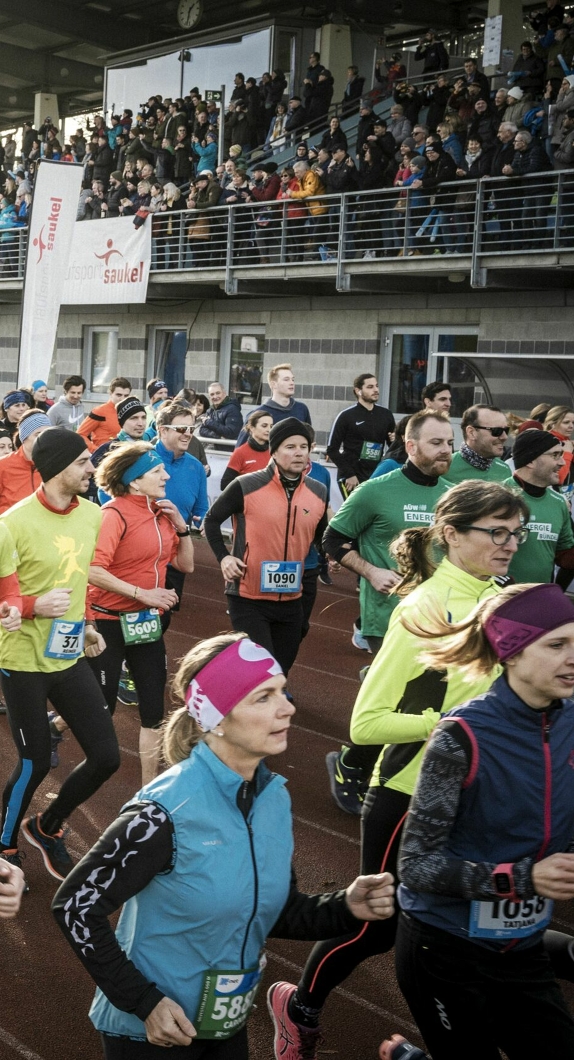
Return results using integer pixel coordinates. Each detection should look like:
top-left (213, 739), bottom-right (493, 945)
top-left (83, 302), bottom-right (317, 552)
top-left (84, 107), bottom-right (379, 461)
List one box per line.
top-left (53, 535), bottom-right (85, 586)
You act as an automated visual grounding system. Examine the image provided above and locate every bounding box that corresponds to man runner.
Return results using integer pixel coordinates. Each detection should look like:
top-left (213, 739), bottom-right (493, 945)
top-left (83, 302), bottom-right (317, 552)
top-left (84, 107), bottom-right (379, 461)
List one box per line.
top-left (326, 373), bottom-right (395, 496)
top-left (447, 404), bottom-right (510, 484)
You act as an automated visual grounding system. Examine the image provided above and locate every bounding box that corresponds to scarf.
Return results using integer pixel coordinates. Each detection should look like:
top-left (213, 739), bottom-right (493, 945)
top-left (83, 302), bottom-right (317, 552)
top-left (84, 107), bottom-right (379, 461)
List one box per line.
top-left (460, 442), bottom-right (492, 471)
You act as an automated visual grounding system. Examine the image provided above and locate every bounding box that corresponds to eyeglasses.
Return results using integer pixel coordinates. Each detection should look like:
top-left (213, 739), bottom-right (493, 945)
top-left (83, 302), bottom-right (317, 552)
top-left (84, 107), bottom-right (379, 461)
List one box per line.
top-left (473, 425), bottom-right (508, 437)
top-left (461, 525), bottom-right (529, 546)
top-left (164, 424), bottom-right (193, 435)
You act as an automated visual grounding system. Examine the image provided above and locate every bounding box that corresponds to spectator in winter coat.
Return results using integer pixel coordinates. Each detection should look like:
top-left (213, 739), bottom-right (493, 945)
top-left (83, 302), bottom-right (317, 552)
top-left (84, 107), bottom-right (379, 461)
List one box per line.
top-left (319, 117), bottom-right (348, 153)
top-left (424, 74), bottom-right (451, 131)
top-left (528, 0), bottom-right (565, 36)
top-left (463, 58), bottom-right (490, 101)
top-left (467, 99), bottom-right (500, 151)
top-left (227, 104), bottom-right (252, 152)
top-left (502, 129), bottom-right (553, 248)
top-left (156, 138), bottom-right (175, 182)
top-left (173, 126), bottom-right (193, 185)
top-left (199, 383), bottom-right (243, 440)
top-left (538, 25), bottom-right (574, 91)
top-left (366, 119), bottom-right (397, 166)
top-left (414, 29), bottom-right (449, 73)
top-left (305, 69), bottom-right (334, 123)
top-left (302, 52), bottom-right (325, 109)
top-left (244, 77), bottom-right (263, 143)
top-left (388, 104), bottom-right (412, 145)
top-left (124, 128), bottom-right (149, 168)
top-left (553, 108), bottom-right (574, 166)
top-left (266, 103), bottom-right (288, 152)
top-left (192, 132), bottom-right (218, 174)
top-left (511, 41), bottom-right (546, 95)
top-left (437, 121), bottom-right (464, 166)
top-left (230, 72), bottom-right (247, 103)
top-left (21, 122), bottom-right (38, 161)
top-left (503, 86), bottom-right (531, 129)
top-left (375, 54), bottom-right (406, 95)
top-left (101, 172), bottom-right (128, 218)
top-left (83, 180), bottom-right (106, 220)
top-left (356, 101), bottom-right (376, 163)
top-left (326, 147), bottom-right (359, 193)
top-left (264, 69), bottom-right (287, 112)
top-left (284, 97), bottom-right (307, 137)
top-left (393, 83), bottom-right (424, 126)
top-left (342, 66), bottom-right (365, 113)
top-left (551, 76), bottom-right (574, 148)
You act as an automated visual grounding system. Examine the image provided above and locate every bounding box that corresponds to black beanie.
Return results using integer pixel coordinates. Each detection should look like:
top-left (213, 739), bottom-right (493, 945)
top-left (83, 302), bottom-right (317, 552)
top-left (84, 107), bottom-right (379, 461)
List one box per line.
top-left (513, 429), bottom-right (562, 469)
top-left (117, 396), bottom-right (146, 427)
top-left (269, 417), bottom-right (313, 454)
top-left (32, 428), bottom-right (88, 482)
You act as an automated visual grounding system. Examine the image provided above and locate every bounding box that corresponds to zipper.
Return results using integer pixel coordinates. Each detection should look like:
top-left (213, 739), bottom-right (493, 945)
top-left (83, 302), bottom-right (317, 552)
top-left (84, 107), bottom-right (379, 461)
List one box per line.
top-left (283, 493), bottom-right (292, 561)
top-left (148, 497), bottom-right (163, 588)
top-left (291, 505), bottom-right (298, 537)
top-left (239, 781), bottom-right (259, 967)
top-left (538, 711), bottom-right (552, 861)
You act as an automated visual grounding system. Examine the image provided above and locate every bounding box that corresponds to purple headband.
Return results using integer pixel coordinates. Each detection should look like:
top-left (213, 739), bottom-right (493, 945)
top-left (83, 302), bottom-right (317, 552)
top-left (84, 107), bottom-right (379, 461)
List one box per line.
top-left (185, 639), bottom-right (283, 731)
top-left (484, 584), bottom-right (574, 662)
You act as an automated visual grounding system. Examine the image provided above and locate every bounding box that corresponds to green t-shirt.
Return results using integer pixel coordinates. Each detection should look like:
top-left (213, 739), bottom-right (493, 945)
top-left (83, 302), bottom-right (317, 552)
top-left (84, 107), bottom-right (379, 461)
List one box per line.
top-left (0, 493), bottom-right (102, 672)
top-left (447, 451), bottom-right (509, 485)
top-left (328, 468), bottom-right (450, 637)
top-left (503, 476), bottom-right (574, 583)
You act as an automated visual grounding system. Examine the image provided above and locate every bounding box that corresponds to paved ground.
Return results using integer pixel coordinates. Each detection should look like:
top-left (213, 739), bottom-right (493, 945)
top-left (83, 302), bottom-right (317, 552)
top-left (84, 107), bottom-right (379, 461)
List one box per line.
top-left (1, 540), bottom-right (573, 1059)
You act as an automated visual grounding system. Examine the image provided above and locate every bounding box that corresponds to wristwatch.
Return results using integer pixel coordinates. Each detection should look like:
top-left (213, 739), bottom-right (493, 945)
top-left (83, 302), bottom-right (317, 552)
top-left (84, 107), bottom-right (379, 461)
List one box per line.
top-left (176, 527), bottom-right (192, 537)
top-left (492, 863), bottom-right (515, 898)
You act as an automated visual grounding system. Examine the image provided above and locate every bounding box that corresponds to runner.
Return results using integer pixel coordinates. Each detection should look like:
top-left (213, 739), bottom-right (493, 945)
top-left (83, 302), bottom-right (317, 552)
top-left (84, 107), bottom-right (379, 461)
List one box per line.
top-left (0, 428), bottom-right (120, 882)
top-left (53, 632), bottom-right (394, 1059)
top-left (323, 409), bottom-right (453, 814)
top-left (77, 377), bottom-right (132, 452)
top-left (0, 409), bottom-right (51, 514)
top-left (144, 379), bottom-right (169, 429)
top-left (504, 428), bottom-right (574, 583)
top-left (421, 380), bottom-right (452, 413)
top-left (447, 404), bottom-right (510, 484)
top-left (220, 410), bottom-right (272, 490)
top-left (203, 418), bottom-right (328, 675)
top-left (326, 372), bottom-right (395, 496)
top-left (0, 388), bottom-right (34, 442)
top-left (396, 583), bottom-right (574, 1058)
top-left (235, 363), bottom-right (312, 447)
top-left (47, 375), bottom-right (87, 432)
top-left (268, 481), bottom-right (529, 1059)
top-left (89, 442), bottom-right (195, 784)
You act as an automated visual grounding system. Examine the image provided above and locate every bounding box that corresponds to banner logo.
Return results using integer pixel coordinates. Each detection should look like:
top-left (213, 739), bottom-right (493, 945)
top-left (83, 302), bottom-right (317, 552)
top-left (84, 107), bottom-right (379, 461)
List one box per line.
top-left (33, 196), bottom-right (63, 263)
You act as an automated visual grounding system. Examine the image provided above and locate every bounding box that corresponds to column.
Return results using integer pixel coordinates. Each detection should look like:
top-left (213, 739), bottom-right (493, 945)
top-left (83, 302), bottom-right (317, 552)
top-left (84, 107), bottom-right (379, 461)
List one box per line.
top-left (484, 0), bottom-right (525, 76)
top-left (319, 23), bottom-right (353, 106)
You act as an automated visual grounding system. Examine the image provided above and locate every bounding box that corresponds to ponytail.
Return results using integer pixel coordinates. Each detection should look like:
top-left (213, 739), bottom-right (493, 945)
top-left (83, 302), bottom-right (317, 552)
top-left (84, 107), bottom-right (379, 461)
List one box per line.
top-left (162, 707), bottom-right (202, 767)
top-left (390, 526), bottom-right (436, 597)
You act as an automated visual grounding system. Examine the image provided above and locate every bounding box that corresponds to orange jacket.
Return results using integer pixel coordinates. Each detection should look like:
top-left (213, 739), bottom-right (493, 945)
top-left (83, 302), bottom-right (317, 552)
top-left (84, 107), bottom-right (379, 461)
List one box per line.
top-left (0, 446), bottom-right (41, 514)
top-left (77, 401), bottom-right (121, 452)
top-left (290, 170), bottom-right (328, 215)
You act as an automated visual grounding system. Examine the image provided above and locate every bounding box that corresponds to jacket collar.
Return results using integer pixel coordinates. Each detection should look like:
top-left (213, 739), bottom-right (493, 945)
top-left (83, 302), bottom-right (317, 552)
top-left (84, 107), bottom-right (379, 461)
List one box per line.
top-left (192, 739), bottom-right (283, 800)
top-left (434, 556), bottom-right (496, 596)
top-left (492, 673), bottom-right (565, 722)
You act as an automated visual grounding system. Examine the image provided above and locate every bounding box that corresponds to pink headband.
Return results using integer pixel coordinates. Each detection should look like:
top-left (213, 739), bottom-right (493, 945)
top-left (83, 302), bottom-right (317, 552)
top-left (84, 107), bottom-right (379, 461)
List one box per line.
top-left (185, 639), bottom-right (283, 731)
top-left (484, 584), bottom-right (574, 662)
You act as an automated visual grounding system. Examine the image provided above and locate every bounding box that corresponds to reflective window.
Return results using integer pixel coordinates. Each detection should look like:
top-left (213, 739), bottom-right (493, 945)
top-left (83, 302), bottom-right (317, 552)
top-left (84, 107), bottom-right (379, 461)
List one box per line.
top-left (83, 327), bottom-right (118, 395)
top-left (229, 333), bottom-right (264, 408)
top-left (389, 333), bottom-right (429, 414)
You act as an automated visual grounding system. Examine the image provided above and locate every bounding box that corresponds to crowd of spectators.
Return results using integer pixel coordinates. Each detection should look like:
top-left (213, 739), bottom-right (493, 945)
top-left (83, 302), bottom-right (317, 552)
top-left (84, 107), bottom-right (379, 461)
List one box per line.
top-left (2, 9), bottom-right (574, 269)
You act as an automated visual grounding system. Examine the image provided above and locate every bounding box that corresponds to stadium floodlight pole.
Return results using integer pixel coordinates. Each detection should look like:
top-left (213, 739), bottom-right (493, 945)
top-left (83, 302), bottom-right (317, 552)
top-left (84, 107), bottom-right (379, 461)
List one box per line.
top-left (218, 84), bottom-right (226, 166)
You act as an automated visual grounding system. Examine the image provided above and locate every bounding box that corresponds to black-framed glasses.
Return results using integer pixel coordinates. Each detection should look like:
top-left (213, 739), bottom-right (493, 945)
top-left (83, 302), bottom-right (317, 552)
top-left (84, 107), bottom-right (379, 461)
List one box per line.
top-left (461, 526), bottom-right (529, 546)
top-left (164, 424), bottom-right (193, 435)
top-left (473, 425), bottom-right (508, 437)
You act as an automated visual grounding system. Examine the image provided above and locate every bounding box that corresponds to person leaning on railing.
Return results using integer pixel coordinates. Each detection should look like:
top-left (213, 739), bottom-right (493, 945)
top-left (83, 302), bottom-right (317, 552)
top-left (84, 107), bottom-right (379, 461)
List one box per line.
top-left (185, 171), bottom-right (221, 268)
top-left (288, 161), bottom-right (327, 257)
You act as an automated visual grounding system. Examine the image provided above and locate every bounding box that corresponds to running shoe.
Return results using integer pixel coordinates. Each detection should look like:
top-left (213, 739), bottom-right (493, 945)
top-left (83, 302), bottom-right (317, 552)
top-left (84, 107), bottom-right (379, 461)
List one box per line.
top-left (117, 673), bottom-right (139, 707)
top-left (48, 711), bottom-right (63, 769)
top-left (22, 814), bottom-right (74, 881)
top-left (267, 982), bottom-right (322, 1060)
top-left (325, 748), bottom-right (367, 816)
top-left (1, 849), bottom-right (29, 894)
top-left (317, 561), bottom-right (332, 586)
top-left (351, 623), bottom-right (372, 653)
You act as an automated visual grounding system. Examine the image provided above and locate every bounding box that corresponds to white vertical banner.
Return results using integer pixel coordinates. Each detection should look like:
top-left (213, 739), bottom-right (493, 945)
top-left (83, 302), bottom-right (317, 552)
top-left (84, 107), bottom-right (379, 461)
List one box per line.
top-left (17, 159), bottom-right (83, 387)
top-left (483, 15), bottom-right (503, 68)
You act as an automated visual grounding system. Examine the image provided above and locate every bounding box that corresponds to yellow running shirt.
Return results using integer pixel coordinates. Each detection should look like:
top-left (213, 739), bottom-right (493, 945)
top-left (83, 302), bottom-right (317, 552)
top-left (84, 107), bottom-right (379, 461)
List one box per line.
top-left (0, 492), bottom-right (102, 672)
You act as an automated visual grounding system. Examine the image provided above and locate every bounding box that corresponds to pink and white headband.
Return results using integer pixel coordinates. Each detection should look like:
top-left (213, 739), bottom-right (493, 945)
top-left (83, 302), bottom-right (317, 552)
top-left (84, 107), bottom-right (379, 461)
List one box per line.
top-left (185, 639), bottom-right (283, 731)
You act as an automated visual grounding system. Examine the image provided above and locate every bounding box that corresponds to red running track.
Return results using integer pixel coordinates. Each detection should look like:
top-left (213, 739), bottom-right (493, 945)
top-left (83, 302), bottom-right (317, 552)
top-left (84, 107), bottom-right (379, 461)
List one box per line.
top-left (0, 540), bottom-right (572, 1060)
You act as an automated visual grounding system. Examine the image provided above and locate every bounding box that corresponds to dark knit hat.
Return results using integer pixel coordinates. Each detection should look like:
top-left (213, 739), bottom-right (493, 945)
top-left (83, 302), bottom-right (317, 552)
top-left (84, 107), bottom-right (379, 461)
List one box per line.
top-left (32, 428), bottom-right (88, 482)
top-left (110, 170), bottom-right (123, 181)
top-left (269, 417), bottom-right (313, 454)
top-left (512, 428), bottom-right (562, 469)
top-left (485, 584), bottom-right (574, 662)
top-left (117, 396), bottom-right (145, 427)
top-left (147, 379), bottom-right (167, 400)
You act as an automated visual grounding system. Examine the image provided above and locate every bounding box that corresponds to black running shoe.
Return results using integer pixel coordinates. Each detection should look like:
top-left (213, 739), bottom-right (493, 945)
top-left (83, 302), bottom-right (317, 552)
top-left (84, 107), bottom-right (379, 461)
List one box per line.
top-left (48, 711), bottom-right (63, 769)
top-left (22, 815), bottom-right (74, 881)
top-left (1, 849), bottom-right (29, 893)
top-left (325, 749), bottom-right (368, 816)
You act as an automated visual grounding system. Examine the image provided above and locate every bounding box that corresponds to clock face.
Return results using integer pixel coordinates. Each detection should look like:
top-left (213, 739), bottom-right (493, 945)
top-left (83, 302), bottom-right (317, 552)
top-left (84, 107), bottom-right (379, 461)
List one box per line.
top-left (177, 0), bottom-right (203, 29)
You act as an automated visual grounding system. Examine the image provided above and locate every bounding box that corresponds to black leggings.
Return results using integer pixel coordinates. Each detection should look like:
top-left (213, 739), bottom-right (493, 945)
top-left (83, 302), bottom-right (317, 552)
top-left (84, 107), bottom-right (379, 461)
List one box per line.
top-left (89, 619), bottom-right (167, 729)
top-left (0, 660), bottom-right (120, 849)
top-left (297, 785), bottom-right (409, 1009)
top-left (227, 595), bottom-right (303, 675)
top-left (101, 1029), bottom-right (248, 1059)
top-left (301, 567), bottom-right (319, 640)
top-left (395, 912), bottom-right (574, 1060)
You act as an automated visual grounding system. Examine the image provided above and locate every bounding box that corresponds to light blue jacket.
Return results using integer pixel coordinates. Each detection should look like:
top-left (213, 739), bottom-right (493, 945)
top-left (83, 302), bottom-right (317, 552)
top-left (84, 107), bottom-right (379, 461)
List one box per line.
top-left (89, 741), bottom-right (293, 1039)
top-left (155, 439), bottom-right (209, 527)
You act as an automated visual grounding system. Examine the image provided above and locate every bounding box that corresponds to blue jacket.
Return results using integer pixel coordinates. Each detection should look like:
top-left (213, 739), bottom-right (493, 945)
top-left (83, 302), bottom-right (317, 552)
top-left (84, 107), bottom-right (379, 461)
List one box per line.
top-left (235, 398), bottom-right (312, 447)
top-left (155, 439), bottom-right (208, 526)
top-left (192, 140), bottom-right (218, 171)
top-left (370, 457), bottom-right (401, 479)
top-left (305, 461), bottom-right (331, 569)
top-left (199, 398), bottom-right (243, 440)
top-left (89, 741), bottom-right (293, 1039)
top-left (400, 676), bottom-right (574, 949)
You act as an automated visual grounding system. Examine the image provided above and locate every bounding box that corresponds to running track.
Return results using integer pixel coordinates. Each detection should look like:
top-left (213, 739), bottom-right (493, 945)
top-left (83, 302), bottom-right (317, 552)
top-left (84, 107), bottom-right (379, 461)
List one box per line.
top-left (1, 540), bottom-right (573, 1060)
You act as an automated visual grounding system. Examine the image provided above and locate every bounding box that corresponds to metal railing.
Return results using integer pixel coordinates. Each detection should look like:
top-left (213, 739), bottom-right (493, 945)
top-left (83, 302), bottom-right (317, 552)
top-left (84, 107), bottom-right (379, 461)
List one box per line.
top-left (3, 171), bottom-right (573, 291)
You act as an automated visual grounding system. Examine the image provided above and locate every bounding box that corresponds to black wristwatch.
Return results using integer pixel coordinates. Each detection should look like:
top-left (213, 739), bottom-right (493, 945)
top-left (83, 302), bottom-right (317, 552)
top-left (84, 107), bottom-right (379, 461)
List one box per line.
top-left (176, 527), bottom-right (192, 537)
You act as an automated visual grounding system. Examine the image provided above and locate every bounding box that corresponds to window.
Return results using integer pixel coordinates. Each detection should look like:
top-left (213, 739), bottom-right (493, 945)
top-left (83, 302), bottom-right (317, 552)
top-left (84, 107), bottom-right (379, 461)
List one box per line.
top-left (147, 328), bottom-right (187, 397)
top-left (220, 326), bottom-right (265, 411)
top-left (83, 327), bottom-right (118, 396)
top-left (382, 327), bottom-right (479, 418)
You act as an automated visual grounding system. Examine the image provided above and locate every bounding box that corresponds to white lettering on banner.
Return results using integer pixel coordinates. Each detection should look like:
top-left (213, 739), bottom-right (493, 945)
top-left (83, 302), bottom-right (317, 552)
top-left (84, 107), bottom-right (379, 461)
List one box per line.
top-left (527, 521), bottom-right (558, 541)
top-left (18, 161), bottom-right (84, 387)
top-left (62, 217), bottom-right (151, 305)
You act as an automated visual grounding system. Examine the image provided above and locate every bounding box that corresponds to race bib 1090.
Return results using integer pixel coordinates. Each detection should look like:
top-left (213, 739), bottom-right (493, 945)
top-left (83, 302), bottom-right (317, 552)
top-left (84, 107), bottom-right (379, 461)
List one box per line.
top-left (260, 561), bottom-right (302, 594)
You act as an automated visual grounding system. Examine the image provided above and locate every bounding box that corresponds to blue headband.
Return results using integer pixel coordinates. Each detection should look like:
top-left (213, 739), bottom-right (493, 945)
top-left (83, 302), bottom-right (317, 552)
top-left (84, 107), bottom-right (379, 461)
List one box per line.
top-left (4, 390), bottom-right (30, 409)
top-left (31, 379), bottom-right (47, 391)
top-left (19, 411), bottom-right (50, 442)
top-left (121, 449), bottom-right (163, 485)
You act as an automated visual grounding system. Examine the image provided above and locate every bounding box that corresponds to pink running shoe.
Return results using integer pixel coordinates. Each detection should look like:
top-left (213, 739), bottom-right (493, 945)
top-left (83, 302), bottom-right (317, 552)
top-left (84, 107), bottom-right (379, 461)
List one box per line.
top-left (267, 981), bottom-right (322, 1060)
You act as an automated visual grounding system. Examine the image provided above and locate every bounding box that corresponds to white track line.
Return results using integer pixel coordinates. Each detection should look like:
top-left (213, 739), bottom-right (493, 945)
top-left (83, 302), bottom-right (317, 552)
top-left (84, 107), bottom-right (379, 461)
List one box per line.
top-left (0, 1027), bottom-right (48, 1060)
top-left (265, 950), bottom-right (420, 1035)
top-left (292, 814), bottom-right (360, 846)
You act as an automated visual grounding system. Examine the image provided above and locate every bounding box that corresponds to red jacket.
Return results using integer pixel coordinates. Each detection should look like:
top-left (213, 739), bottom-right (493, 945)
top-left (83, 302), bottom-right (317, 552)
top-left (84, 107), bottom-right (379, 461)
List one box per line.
top-left (77, 400), bottom-right (121, 452)
top-left (0, 446), bottom-right (41, 514)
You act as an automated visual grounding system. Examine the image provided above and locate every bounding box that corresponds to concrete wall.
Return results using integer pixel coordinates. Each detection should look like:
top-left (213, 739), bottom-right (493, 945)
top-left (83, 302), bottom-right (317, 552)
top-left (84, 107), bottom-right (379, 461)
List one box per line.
top-left (2, 287), bottom-right (574, 443)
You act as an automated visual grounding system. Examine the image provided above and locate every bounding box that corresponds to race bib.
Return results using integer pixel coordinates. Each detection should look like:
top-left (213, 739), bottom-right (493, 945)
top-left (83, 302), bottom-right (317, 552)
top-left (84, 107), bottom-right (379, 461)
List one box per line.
top-left (469, 896), bottom-right (553, 940)
top-left (260, 561), bottom-right (302, 594)
top-left (360, 441), bottom-right (383, 462)
top-left (44, 619), bottom-right (85, 660)
top-left (119, 608), bottom-right (162, 645)
top-left (194, 956), bottom-right (266, 1039)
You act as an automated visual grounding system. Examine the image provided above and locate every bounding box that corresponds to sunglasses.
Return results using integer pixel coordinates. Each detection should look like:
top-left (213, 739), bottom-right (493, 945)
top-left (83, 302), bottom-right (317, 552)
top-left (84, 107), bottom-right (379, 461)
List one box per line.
top-left (461, 526), bottom-right (529, 546)
top-left (473, 425), bottom-right (508, 437)
top-left (164, 424), bottom-right (193, 435)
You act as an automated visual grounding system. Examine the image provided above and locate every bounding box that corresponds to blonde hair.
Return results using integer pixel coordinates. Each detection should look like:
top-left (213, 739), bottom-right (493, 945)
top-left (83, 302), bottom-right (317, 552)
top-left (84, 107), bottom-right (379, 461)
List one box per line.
top-left (545, 405), bottom-right (574, 434)
top-left (267, 362), bottom-right (292, 386)
top-left (162, 632), bottom-right (247, 766)
top-left (390, 481), bottom-right (529, 597)
top-left (402, 583), bottom-right (538, 680)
